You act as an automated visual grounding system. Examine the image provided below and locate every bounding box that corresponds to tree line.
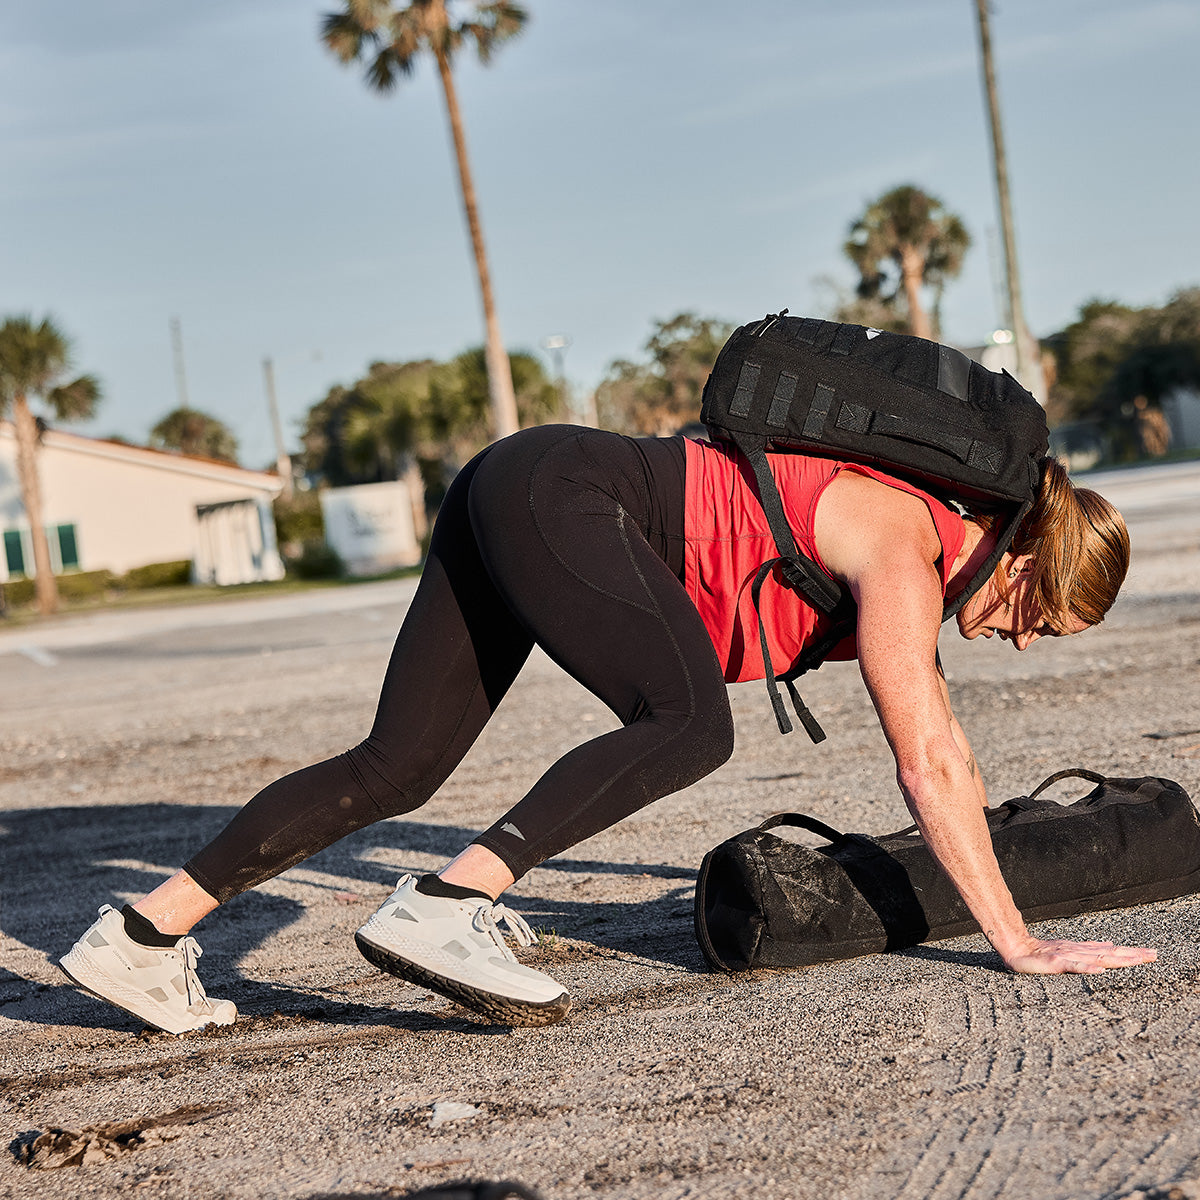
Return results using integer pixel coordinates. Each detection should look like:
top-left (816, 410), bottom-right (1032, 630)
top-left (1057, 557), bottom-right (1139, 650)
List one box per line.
top-left (5, 240), bottom-right (1197, 611)
top-left (295, 345), bottom-right (559, 510)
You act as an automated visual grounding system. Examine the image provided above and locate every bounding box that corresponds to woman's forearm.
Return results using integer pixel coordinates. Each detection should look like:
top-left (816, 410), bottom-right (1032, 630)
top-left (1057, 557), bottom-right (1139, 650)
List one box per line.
top-left (937, 672), bottom-right (988, 808)
top-left (899, 760), bottom-right (1029, 959)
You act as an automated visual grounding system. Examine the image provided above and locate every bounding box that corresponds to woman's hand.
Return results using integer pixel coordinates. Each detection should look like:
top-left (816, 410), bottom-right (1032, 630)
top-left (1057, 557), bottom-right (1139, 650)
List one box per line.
top-left (1000, 937), bottom-right (1158, 975)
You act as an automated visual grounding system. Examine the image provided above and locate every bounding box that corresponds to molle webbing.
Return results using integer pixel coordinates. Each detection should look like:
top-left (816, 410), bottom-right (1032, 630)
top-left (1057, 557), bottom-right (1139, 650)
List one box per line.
top-left (700, 313), bottom-right (1049, 737)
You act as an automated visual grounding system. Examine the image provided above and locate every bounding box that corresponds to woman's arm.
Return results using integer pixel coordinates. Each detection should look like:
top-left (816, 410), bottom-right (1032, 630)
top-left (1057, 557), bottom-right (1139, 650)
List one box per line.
top-left (936, 668), bottom-right (987, 807)
top-left (816, 475), bottom-right (1156, 974)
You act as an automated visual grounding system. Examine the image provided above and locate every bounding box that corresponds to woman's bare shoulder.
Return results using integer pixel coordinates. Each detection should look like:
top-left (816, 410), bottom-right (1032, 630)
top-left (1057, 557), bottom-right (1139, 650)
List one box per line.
top-left (815, 469), bottom-right (944, 585)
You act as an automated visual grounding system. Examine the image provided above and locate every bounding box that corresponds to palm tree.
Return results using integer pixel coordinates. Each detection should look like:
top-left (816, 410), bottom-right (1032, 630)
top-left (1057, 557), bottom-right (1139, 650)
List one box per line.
top-left (0, 315), bottom-right (101, 615)
top-left (321, 0), bottom-right (526, 442)
top-left (149, 407), bottom-right (240, 464)
top-left (844, 185), bottom-right (970, 341)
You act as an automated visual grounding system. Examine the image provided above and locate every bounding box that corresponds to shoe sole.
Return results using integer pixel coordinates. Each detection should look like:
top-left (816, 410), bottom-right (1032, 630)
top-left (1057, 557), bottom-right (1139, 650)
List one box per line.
top-left (58, 949), bottom-right (230, 1037)
top-left (354, 931), bottom-right (570, 1028)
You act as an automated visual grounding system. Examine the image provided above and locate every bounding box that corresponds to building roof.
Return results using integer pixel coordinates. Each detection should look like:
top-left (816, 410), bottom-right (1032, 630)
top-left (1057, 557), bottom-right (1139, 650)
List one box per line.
top-left (0, 421), bottom-right (282, 494)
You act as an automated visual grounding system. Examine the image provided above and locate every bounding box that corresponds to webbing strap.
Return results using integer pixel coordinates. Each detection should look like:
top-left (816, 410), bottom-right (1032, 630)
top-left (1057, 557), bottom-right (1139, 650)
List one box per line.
top-left (727, 431), bottom-right (845, 614)
top-left (941, 498), bottom-right (1033, 621)
top-left (727, 429), bottom-right (850, 740)
top-left (750, 559), bottom-right (827, 741)
top-left (1029, 767), bottom-right (1106, 799)
top-left (784, 678), bottom-right (827, 743)
top-left (757, 811), bottom-right (845, 841)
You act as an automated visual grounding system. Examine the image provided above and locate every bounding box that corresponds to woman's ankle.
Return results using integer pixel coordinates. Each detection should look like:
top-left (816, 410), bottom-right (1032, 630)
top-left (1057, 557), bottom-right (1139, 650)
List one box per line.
top-left (439, 844), bottom-right (516, 900)
top-left (133, 869), bottom-right (219, 936)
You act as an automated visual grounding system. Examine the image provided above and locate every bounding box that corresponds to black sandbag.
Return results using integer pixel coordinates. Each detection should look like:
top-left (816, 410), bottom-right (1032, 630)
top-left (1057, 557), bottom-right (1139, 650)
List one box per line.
top-left (694, 769), bottom-right (1200, 972)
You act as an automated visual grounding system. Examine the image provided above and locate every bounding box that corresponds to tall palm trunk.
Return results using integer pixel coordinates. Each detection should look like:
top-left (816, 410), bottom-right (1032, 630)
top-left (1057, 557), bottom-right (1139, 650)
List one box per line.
top-left (433, 44), bottom-right (519, 441)
top-left (899, 244), bottom-right (934, 341)
top-left (975, 0), bottom-right (1043, 398)
top-left (11, 395), bottom-right (59, 615)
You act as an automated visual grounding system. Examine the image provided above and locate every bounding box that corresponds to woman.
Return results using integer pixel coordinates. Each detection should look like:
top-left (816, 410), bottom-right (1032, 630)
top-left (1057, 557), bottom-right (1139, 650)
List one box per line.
top-left (60, 423), bottom-right (1156, 1035)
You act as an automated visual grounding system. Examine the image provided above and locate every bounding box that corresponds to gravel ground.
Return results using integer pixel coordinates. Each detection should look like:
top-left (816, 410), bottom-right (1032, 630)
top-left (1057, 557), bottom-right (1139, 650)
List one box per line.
top-left (1, 461), bottom-right (1198, 1200)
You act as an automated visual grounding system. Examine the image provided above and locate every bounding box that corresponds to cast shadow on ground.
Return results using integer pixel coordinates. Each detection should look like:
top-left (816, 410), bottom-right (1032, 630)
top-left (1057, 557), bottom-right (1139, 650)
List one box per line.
top-left (896, 944), bottom-right (1007, 972)
top-left (0, 802), bottom-right (705, 1032)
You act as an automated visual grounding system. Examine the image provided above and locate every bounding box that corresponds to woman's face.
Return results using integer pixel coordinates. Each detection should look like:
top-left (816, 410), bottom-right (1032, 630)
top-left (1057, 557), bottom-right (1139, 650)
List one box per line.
top-left (956, 556), bottom-right (1089, 650)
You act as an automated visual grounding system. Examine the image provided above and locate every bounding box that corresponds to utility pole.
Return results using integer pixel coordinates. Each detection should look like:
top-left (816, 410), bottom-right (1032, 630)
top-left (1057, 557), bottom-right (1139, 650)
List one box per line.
top-left (169, 316), bottom-right (191, 412)
top-left (262, 357), bottom-right (294, 500)
top-left (974, 0), bottom-right (1044, 401)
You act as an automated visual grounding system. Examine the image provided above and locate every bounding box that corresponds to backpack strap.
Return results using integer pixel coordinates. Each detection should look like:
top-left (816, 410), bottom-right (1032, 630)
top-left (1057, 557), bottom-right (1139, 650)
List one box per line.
top-left (750, 559), bottom-right (828, 742)
top-left (726, 429), bottom-right (845, 614)
top-left (730, 425), bottom-right (852, 741)
top-left (941, 496), bottom-right (1034, 620)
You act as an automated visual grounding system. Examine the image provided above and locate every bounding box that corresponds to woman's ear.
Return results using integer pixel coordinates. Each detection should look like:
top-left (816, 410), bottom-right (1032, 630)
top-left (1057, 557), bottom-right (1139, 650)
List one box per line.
top-left (1006, 552), bottom-right (1035, 579)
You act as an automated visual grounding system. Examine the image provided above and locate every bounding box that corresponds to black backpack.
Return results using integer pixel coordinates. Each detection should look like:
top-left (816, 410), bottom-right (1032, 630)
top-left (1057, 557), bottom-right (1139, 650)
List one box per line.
top-left (698, 312), bottom-right (1049, 738)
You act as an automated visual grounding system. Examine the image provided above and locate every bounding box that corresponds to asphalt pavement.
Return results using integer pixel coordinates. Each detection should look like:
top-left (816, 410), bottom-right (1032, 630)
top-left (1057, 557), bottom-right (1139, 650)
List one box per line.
top-left (1, 460), bottom-right (1198, 1200)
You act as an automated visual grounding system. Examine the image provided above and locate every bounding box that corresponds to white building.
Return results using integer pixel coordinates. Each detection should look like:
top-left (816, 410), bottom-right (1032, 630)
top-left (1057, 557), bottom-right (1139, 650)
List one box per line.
top-left (320, 480), bottom-right (422, 576)
top-left (0, 423), bottom-right (285, 586)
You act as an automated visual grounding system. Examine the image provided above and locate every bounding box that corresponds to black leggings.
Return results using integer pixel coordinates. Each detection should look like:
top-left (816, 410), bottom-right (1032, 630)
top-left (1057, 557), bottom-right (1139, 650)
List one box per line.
top-left (184, 426), bottom-right (735, 904)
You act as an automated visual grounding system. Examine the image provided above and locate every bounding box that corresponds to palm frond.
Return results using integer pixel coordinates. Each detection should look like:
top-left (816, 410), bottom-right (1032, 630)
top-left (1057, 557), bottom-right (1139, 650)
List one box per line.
top-left (323, 1), bottom-right (522, 82)
top-left (387, 9), bottom-right (424, 61)
top-left (346, 0), bottom-right (393, 28)
top-left (47, 374), bottom-right (101, 423)
top-left (461, 0), bottom-right (526, 62)
top-left (320, 11), bottom-right (375, 62)
top-left (0, 314), bottom-right (71, 400)
top-left (475, 1), bottom-right (527, 38)
top-left (366, 44), bottom-right (416, 91)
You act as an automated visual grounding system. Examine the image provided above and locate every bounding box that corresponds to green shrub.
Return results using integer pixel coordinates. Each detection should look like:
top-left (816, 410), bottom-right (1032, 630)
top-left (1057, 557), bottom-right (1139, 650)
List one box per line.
top-left (54, 570), bottom-right (116, 599)
top-left (274, 490), bottom-right (325, 551)
top-left (287, 540), bottom-right (343, 580)
top-left (121, 560), bottom-right (193, 590)
top-left (0, 577), bottom-right (35, 607)
top-left (1, 569), bottom-right (115, 609)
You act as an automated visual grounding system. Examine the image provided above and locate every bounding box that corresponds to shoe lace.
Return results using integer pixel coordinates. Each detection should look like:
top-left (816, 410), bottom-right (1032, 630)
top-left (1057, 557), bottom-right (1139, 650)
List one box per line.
top-left (178, 938), bottom-right (214, 1010)
top-left (474, 903), bottom-right (535, 949)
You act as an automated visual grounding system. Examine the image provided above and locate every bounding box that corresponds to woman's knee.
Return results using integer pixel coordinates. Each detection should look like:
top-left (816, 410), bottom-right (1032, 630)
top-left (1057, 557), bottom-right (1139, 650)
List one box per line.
top-left (649, 693), bottom-right (735, 781)
top-left (340, 737), bottom-right (439, 818)
top-left (693, 702), bottom-right (736, 775)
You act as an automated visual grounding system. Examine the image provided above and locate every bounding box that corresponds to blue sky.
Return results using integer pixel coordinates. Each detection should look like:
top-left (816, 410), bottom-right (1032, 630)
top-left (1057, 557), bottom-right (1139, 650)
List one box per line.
top-left (3, 0), bottom-right (1198, 467)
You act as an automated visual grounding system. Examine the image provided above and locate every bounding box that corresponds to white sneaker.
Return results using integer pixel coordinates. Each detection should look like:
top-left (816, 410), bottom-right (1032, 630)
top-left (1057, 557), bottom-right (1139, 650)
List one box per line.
top-left (355, 876), bottom-right (570, 1027)
top-left (60, 906), bottom-right (237, 1036)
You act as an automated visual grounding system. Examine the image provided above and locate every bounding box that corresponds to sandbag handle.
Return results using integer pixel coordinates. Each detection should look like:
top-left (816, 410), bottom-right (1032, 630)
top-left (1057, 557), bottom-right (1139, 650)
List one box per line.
top-left (1029, 767), bottom-right (1106, 800)
top-left (890, 770), bottom-right (1106, 831)
top-left (758, 774), bottom-right (1106, 847)
top-left (757, 812), bottom-right (845, 843)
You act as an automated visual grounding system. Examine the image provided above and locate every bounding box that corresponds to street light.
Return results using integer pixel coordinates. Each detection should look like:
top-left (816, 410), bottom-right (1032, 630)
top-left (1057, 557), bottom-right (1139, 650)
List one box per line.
top-left (541, 334), bottom-right (573, 422)
top-left (262, 357), bottom-right (294, 501)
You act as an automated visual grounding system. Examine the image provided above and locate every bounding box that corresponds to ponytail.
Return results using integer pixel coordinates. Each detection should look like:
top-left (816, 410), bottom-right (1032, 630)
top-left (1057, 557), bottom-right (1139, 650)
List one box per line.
top-left (1004, 458), bottom-right (1130, 629)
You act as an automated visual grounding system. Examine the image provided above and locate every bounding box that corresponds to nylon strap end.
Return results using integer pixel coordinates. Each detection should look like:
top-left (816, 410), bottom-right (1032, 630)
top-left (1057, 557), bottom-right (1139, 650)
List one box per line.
top-left (784, 679), bottom-right (826, 744)
top-left (766, 672), bottom-right (793, 735)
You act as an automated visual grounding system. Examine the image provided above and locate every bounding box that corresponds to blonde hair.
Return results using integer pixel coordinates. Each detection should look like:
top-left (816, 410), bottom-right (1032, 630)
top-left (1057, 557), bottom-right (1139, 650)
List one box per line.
top-left (983, 458), bottom-right (1130, 630)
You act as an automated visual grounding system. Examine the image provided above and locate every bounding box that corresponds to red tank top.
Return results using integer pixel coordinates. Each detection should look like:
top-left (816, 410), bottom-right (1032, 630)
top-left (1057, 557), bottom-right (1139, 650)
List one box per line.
top-left (682, 437), bottom-right (967, 683)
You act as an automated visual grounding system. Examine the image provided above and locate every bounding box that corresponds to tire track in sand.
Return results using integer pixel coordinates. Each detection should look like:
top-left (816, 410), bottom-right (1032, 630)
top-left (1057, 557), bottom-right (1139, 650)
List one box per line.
top-left (882, 981), bottom-right (1060, 1200)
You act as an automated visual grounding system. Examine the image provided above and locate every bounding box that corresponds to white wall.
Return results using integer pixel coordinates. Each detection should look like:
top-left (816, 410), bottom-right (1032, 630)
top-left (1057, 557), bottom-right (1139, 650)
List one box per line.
top-left (320, 481), bottom-right (421, 576)
top-left (1163, 389), bottom-right (1200, 450)
top-left (0, 425), bottom-right (282, 580)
